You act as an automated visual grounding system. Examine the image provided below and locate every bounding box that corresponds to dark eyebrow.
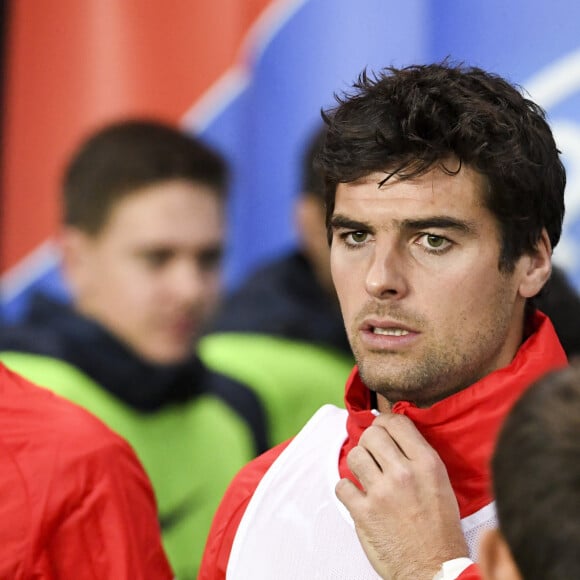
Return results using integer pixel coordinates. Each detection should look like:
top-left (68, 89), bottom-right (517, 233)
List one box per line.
top-left (401, 217), bottom-right (476, 234)
top-left (329, 214), bottom-right (372, 231)
top-left (330, 214), bottom-right (476, 234)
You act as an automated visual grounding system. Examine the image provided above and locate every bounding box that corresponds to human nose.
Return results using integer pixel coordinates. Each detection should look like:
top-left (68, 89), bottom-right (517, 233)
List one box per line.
top-left (168, 260), bottom-right (207, 304)
top-left (365, 244), bottom-right (409, 300)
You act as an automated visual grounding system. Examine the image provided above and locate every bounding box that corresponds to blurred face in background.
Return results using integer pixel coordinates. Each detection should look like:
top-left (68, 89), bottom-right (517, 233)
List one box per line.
top-left (295, 192), bottom-right (335, 295)
top-left (63, 179), bottom-right (224, 365)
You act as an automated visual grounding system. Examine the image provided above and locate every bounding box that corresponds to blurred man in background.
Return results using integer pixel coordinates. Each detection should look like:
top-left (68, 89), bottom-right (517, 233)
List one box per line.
top-left (200, 125), bottom-right (353, 445)
top-left (0, 120), bottom-right (267, 580)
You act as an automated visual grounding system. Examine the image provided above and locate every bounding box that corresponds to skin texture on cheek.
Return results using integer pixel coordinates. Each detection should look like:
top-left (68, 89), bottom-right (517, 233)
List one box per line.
top-left (352, 267), bottom-right (519, 407)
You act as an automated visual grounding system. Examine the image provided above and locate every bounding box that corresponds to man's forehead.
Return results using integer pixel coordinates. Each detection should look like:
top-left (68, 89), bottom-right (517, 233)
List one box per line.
top-left (336, 163), bottom-right (485, 203)
top-left (332, 176), bottom-right (492, 236)
top-left (348, 158), bottom-right (467, 183)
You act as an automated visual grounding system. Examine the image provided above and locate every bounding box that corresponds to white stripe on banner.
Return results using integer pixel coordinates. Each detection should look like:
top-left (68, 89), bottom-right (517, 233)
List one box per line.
top-left (524, 47), bottom-right (580, 110)
top-left (182, 0), bottom-right (309, 132)
top-left (525, 48), bottom-right (580, 278)
top-left (0, 239), bottom-right (61, 302)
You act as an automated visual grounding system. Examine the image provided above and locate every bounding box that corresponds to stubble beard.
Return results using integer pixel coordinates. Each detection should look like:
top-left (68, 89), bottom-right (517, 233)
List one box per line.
top-left (352, 342), bottom-right (468, 407)
top-left (349, 298), bottom-right (515, 408)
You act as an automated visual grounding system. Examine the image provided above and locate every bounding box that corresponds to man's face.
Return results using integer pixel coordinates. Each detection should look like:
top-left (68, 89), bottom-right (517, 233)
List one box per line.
top-left (330, 164), bottom-right (536, 408)
top-left (65, 179), bottom-right (224, 365)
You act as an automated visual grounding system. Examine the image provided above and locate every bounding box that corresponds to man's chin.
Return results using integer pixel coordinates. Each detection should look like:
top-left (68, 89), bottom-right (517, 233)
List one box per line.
top-left (358, 366), bottom-right (422, 403)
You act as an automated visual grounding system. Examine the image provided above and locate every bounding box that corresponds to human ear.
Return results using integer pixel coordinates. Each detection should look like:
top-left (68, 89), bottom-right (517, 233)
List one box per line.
top-left (518, 229), bottom-right (552, 298)
top-left (478, 528), bottom-right (522, 580)
top-left (59, 226), bottom-right (96, 298)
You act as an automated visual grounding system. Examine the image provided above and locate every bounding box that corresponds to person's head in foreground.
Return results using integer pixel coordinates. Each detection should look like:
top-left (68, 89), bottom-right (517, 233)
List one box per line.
top-left (61, 119), bottom-right (228, 365)
top-left (317, 62), bottom-right (566, 409)
top-left (479, 362), bottom-right (580, 580)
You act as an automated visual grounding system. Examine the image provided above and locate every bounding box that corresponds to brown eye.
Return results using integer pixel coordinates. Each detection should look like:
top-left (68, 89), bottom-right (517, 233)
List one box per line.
top-left (143, 249), bottom-right (172, 268)
top-left (198, 247), bottom-right (223, 272)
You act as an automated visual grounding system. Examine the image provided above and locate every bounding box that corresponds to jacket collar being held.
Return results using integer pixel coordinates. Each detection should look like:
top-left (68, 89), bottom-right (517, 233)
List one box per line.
top-left (339, 310), bottom-right (567, 517)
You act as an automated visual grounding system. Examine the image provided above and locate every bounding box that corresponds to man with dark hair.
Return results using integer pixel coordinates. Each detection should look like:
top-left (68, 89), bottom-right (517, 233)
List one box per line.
top-left (200, 124), bottom-right (352, 446)
top-left (478, 363), bottom-right (580, 579)
top-left (199, 63), bottom-right (567, 579)
top-left (0, 119), bottom-right (268, 580)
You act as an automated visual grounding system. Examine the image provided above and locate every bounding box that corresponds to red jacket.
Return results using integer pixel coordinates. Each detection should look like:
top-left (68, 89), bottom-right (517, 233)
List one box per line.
top-left (199, 311), bottom-right (567, 579)
top-left (0, 363), bottom-right (173, 579)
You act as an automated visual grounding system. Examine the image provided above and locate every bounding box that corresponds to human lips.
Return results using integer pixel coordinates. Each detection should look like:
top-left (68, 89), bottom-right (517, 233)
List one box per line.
top-left (361, 317), bottom-right (418, 333)
top-left (167, 316), bottom-right (199, 340)
top-left (359, 318), bottom-right (420, 348)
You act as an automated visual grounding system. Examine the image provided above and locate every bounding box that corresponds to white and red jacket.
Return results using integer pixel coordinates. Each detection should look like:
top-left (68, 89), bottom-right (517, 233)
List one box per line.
top-left (199, 311), bottom-right (567, 579)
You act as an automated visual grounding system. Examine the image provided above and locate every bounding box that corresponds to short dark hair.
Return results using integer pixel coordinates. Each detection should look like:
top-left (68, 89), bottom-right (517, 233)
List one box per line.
top-left (63, 119), bottom-right (228, 234)
top-left (317, 62), bottom-right (566, 271)
top-left (492, 363), bottom-right (580, 578)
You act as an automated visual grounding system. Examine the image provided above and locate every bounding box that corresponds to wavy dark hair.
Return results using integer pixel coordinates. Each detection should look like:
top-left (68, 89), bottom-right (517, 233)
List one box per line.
top-left (317, 63), bottom-right (566, 272)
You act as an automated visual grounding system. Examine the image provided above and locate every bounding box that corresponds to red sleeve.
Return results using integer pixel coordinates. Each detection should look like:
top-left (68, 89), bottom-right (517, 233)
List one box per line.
top-left (198, 440), bottom-right (291, 580)
top-left (458, 563), bottom-right (481, 579)
top-left (48, 436), bottom-right (173, 580)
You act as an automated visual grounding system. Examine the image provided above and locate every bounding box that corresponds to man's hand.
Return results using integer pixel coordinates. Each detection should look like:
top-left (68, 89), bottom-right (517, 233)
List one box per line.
top-left (336, 413), bottom-right (468, 579)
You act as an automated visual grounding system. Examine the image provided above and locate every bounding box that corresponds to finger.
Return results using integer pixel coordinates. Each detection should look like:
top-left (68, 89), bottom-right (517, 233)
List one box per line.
top-left (357, 423), bottom-right (410, 472)
top-left (335, 477), bottom-right (365, 513)
top-left (372, 412), bottom-right (437, 461)
top-left (346, 445), bottom-right (383, 491)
